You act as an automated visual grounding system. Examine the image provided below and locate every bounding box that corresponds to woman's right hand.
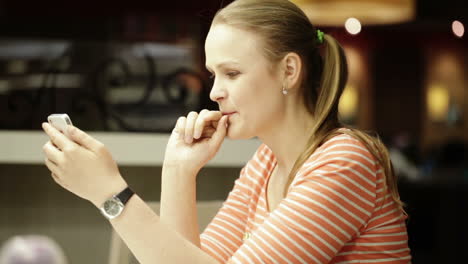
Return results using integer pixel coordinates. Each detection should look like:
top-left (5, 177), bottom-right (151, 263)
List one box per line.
top-left (163, 109), bottom-right (229, 175)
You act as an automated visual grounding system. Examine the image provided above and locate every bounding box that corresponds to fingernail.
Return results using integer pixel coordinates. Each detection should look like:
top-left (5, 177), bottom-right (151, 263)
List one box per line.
top-left (224, 117), bottom-right (229, 128)
top-left (194, 131), bottom-right (201, 139)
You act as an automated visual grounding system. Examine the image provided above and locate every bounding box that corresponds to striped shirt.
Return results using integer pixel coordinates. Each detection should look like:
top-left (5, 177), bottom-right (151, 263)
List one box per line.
top-left (200, 132), bottom-right (411, 263)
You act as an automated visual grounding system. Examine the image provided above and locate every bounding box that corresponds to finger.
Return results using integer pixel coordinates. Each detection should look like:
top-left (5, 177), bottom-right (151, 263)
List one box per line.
top-left (193, 109), bottom-right (209, 139)
top-left (184, 112), bottom-right (198, 144)
top-left (175, 116), bottom-right (186, 141)
top-left (42, 122), bottom-right (75, 151)
top-left (44, 157), bottom-right (60, 176)
top-left (67, 125), bottom-right (103, 153)
top-left (200, 127), bottom-right (216, 138)
top-left (194, 110), bottom-right (222, 139)
top-left (42, 140), bottom-right (63, 164)
top-left (209, 115), bottom-right (228, 149)
top-left (50, 172), bottom-right (67, 188)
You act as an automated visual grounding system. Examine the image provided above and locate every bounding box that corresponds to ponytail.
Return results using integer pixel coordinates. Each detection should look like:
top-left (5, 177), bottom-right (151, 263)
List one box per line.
top-left (284, 33), bottom-right (405, 214)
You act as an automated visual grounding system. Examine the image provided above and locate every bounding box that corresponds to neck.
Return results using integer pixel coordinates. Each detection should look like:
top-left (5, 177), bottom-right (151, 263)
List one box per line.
top-left (258, 103), bottom-right (314, 177)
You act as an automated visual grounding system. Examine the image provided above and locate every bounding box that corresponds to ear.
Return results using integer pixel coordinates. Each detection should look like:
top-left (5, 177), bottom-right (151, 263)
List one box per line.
top-left (281, 52), bottom-right (302, 91)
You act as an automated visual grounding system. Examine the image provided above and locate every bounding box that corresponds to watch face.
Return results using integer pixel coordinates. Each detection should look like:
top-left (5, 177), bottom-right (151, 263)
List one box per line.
top-left (103, 198), bottom-right (123, 218)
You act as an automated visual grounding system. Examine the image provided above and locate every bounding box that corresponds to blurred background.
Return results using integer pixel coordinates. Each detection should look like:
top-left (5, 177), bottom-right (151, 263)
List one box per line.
top-left (0, 0), bottom-right (466, 263)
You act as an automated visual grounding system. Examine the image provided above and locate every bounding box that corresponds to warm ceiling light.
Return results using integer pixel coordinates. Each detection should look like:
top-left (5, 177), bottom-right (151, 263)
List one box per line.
top-left (452, 20), bottom-right (464, 38)
top-left (291, 0), bottom-right (415, 26)
top-left (427, 84), bottom-right (450, 122)
top-left (345, 18), bottom-right (362, 35)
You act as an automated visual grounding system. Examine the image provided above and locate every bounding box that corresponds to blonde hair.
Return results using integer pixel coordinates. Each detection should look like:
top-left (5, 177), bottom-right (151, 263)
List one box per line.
top-left (213, 0), bottom-right (405, 212)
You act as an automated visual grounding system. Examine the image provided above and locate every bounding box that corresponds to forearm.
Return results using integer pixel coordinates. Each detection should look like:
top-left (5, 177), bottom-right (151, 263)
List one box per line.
top-left (160, 164), bottom-right (201, 247)
top-left (108, 194), bottom-right (218, 264)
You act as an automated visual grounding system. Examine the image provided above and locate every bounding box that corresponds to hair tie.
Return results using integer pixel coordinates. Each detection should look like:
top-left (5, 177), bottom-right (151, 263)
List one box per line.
top-left (316, 29), bottom-right (325, 45)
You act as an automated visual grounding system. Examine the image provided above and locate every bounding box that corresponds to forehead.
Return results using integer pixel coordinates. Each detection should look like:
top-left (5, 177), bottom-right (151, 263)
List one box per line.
top-left (205, 24), bottom-right (266, 68)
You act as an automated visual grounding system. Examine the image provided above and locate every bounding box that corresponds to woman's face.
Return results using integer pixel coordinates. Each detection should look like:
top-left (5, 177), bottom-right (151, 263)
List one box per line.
top-left (205, 24), bottom-right (285, 139)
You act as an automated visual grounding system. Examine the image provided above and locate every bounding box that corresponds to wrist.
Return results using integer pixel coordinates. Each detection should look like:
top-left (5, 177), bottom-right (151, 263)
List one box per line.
top-left (92, 177), bottom-right (129, 208)
top-left (162, 163), bottom-right (199, 179)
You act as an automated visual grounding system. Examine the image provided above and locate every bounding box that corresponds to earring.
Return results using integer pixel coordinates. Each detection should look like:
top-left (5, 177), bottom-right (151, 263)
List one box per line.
top-left (282, 86), bottom-right (288, 95)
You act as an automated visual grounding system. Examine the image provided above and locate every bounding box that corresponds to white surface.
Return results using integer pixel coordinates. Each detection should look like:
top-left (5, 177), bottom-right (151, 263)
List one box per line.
top-left (0, 131), bottom-right (261, 167)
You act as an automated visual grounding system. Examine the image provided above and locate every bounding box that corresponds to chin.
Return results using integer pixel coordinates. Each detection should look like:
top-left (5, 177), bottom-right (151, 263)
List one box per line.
top-left (226, 125), bottom-right (254, 140)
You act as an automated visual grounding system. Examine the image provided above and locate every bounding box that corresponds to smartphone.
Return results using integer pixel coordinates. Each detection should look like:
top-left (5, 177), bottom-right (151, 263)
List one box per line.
top-left (47, 114), bottom-right (73, 135)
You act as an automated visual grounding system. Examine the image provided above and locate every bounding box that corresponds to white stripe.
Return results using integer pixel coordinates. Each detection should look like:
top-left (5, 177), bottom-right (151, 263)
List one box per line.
top-left (380, 201), bottom-right (395, 210)
top-left (258, 226), bottom-right (308, 264)
top-left (237, 182), bottom-right (259, 198)
top-left (337, 247), bottom-right (410, 256)
top-left (368, 208), bottom-right (398, 224)
top-left (334, 255), bottom-right (411, 263)
top-left (218, 211), bottom-right (246, 227)
top-left (254, 232), bottom-right (291, 263)
top-left (298, 182), bottom-right (371, 218)
top-left (304, 176), bottom-right (374, 211)
top-left (314, 168), bottom-right (375, 198)
top-left (229, 192), bottom-right (250, 203)
top-left (297, 138), bottom-right (366, 169)
top-left (243, 244), bottom-right (265, 264)
top-left (249, 238), bottom-right (280, 264)
top-left (248, 163), bottom-right (266, 180)
top-left (201, 239), bottom-right (227, 262)
top-left (209, 228), bottom-right (239, 250)
top-left (224, 204), bottom-right (249, 217)
top-left (322, 176), bottom-right (375, 209)
top-left (359, 231), bottom-right (407, 238)
top-left (317, 150), bottom-right (376, 166)
top-left (305, 157), bottom-right (376, 180)
top-left (321, 142), bottom-right (370, 155)
top-left (276, 210), bottom-right (337, 256)
top-left (216, 217), bottom-right (245, 235)
top-left (258, 147), bottom-right (274, 162)
top-left (210, 222), bottom-right (243, 244)
top-left (326, 163), bottom-right (375, 187)
top-left (291, 190), bottom-right (363, 232)
top-left (265, 217), bottom-right (323, 263)
top-left (235, 250), bottom-right (255, 264)
top-left (245, 171), bottom-right (264, 187)
top-left (229, 199), bottom-right (250, 209)
top-left (253, 154), bottom-right (271, 170)
top-left (376, 194), bottom-right (391, 203)
top-left (366, 223), bottom-right (405, 232)
top-left (282, 202), bottom-right (347, 243)
top-left (231, 257), bottom-right (244, 264)
top-left (366, 216), bottom-right (405, 231)
top-left (345, 240), bottom-right (408, 246)
top-left (201, 235), bottom-right (231, 256)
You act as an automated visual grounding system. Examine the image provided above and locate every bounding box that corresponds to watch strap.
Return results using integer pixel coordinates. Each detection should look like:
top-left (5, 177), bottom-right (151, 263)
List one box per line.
top-left (115, 186), bottom-right (134, 205)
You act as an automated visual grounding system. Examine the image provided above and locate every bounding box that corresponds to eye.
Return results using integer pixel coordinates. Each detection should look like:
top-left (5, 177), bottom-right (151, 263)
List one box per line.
top-left (226, 71), bottom-right (239, 78)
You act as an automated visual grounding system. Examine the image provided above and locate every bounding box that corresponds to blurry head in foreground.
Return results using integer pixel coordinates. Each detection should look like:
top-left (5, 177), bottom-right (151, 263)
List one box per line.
top-left (0, 235), bottom-right (67, 264)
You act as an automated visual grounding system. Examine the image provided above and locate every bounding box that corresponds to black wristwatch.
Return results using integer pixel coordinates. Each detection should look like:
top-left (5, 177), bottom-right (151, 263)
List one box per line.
top-left (100, 187), bottom-right (135, 220)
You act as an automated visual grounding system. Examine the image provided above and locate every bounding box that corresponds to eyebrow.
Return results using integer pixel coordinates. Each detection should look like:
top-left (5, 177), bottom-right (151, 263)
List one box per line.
top-left (205, 61), bottom-right (240, 72)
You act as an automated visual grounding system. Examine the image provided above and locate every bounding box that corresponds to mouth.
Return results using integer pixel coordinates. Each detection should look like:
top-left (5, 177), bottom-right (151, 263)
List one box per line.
top-left (222, 112), bottom-right (237, 116)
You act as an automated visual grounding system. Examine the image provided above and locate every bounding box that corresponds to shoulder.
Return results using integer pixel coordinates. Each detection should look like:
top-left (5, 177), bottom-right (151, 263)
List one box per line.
top-left (297, 130), bottom-right (379, 181)
top-left (238, 143), bottom-right (275, 183)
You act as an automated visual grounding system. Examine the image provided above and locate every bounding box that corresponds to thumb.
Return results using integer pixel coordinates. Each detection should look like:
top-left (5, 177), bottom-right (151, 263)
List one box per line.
top-left (67, 125), bottom-right (102, 152)
top-left (209, 115), bottom-right (228, 150)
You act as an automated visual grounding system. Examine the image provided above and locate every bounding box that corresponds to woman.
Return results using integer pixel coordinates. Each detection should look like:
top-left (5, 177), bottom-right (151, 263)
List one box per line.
top-left (41, 0), bottom-right (411, 263)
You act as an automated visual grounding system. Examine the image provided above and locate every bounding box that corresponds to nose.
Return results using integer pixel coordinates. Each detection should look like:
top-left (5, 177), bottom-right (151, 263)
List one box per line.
top-left (209, 79), bottom-right (227, 102)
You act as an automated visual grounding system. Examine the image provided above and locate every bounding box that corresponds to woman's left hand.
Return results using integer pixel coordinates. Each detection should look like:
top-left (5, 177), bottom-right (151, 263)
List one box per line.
top-left (41, 122), bottom-right (127, 207)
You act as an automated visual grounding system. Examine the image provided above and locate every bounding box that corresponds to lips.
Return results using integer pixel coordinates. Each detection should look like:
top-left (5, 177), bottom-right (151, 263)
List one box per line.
top-left (222, 112), bottom-right (236, 116)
